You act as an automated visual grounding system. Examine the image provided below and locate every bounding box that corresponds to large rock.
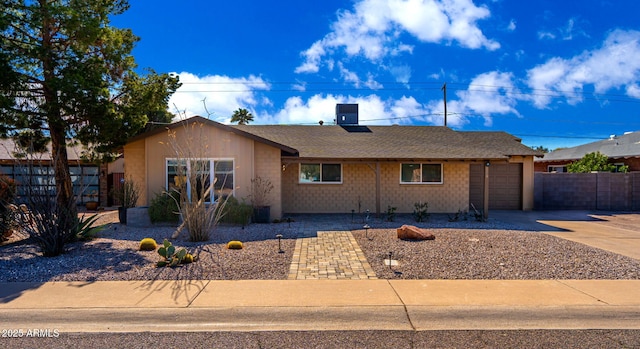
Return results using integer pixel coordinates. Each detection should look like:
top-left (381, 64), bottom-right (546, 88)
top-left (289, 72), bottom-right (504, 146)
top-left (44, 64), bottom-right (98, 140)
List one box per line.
top-left (397, 225), bottom-right (435, 241)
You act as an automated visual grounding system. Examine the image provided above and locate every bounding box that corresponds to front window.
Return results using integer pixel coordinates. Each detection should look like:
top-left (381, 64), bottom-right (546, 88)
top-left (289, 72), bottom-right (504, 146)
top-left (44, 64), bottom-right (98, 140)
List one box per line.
top-left (166, 158), bottom-right (234, 202)
top-left (400, 163), bottom-right (442, 184)
top-left (299, 163), bottom-right (342, 183)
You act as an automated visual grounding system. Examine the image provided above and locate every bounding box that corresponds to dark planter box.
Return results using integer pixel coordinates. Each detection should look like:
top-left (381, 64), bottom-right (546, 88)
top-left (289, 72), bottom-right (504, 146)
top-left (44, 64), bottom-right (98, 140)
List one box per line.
top-left (253, 206), bottom-right (270, 223)
top-left (118, 207), bottom-right (127, 225)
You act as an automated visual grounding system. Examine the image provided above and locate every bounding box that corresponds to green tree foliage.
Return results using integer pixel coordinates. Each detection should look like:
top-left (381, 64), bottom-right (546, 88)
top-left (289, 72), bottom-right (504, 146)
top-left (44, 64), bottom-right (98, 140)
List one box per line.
top-left (0, 0), bottom-right (179, 255)
top-left (230, 108), bottom-right (254, 125)
top-left (531, 145), bottom-right (550, 153)
top-left (567, 151), bottom-right (625, 173)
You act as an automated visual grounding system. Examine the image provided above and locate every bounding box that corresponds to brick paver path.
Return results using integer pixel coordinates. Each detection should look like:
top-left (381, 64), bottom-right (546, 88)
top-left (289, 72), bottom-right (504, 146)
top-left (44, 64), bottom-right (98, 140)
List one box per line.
top-left (288, 231), bottom-right (378, 280)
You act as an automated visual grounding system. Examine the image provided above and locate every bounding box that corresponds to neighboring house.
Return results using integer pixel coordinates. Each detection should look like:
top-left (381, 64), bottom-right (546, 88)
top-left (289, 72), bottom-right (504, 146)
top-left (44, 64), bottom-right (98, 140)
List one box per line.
top-left (0, 138), bottom-right (108, 206)
top-left (124, 105), bottom-right (541, 220)
top-left (535, 131), bottom-right (640, 172)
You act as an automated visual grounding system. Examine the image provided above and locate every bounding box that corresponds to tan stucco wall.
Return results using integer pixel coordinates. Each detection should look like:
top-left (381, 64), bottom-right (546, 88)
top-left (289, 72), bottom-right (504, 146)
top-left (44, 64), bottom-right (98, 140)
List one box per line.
top-left (125, 125), bottom-right (261, 208)
top-left (509, 155), bottom-right (535, 210)
top-left (281, 162), bottom-right (469, 214)
top-left (123, 139), bottom-right (147, 206)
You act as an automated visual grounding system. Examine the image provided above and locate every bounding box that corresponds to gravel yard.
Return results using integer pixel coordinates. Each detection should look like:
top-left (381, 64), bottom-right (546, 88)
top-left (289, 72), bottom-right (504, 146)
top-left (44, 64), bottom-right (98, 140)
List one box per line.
top-left (1, 211), bottom-right (640, 282)
top-left (353, 228), bottom-right (640, 280)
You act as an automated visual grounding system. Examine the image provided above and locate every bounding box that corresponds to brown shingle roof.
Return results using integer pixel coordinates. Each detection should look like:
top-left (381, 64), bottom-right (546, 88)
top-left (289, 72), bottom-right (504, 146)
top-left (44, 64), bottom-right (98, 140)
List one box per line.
top-left (232, 124), bottom-right (540, 160)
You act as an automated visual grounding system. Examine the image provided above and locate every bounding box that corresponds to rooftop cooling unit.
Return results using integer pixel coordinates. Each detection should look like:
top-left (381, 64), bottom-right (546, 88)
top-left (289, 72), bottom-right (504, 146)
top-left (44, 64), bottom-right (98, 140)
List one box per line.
top-left (336, 104), bottom-right (359, 125)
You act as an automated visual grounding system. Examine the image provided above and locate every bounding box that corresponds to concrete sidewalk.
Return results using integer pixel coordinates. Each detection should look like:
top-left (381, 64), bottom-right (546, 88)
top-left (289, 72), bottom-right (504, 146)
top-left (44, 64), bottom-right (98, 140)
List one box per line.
top-left (1, 279), bottom-right (639, 333)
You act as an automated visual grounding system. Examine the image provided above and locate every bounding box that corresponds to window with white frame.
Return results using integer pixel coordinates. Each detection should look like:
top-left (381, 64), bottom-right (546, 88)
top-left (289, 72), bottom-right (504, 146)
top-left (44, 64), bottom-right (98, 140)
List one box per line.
top-left (299, 163), bottom-right (342, 183)
top-left (166, 158), bottom-right (234, 202)
top-left (400, 163), bottom-right (443, 184)
top-left (547, 165), bottom-right (567, 173)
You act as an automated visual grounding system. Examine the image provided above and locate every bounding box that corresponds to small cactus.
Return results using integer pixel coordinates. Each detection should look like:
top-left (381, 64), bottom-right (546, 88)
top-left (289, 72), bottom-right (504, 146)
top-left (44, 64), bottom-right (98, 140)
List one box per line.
top-left (227, 240), bottom-right (243, 249)
top-left (156, 239), bottom-right (188, 267)
top-left (182, 253), bottom-right (194, 264)
top-left (139, 238), bottom-right (158, 251)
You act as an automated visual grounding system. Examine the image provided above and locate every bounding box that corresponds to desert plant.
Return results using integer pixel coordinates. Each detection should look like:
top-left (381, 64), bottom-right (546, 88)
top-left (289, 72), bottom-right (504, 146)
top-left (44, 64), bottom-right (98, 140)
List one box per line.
top-left (139, 238), bottom-right (158, 251)
top-left (13, 158), bottom-right (77, 256)
top-left (157, 239), bottom-right (187, 267)
top-left (447, 209), bottom-right (463, 222)
top-left (0, 174), bottom-right (18, 235)
top-left (148, 190), bottom-right (180, 224)
top-left (250, 177), bottom-right (273, 208)
top-left (112, 176), bottom-right (141, 208)
top-left (227, 240), bottom-right (243, 249)
top-left (219, 196), bottom-right (252, 226)
top-left (73, 214), bottom-right (106, 241)
top-left (470, 203), bottom-right (485, 222)
top-left (413, 201), bottom-right (430, 222)
top-left (385, 205), bottom-right (397, 222)
top-left (162, 119), bottom-right (229, 242)
top-left (182, 253), bottom-right (195, 264)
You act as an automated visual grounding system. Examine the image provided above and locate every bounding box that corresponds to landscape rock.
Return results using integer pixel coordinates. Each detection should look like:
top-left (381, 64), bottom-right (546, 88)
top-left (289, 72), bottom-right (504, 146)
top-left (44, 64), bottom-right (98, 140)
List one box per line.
top-left (397, 225), bottom-right (435, 240)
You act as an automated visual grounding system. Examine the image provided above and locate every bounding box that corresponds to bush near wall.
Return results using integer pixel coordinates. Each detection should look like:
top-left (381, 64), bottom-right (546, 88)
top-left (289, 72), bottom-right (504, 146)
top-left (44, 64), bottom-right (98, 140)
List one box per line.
top-left (148, 191), bottom-right (180, 224)
top-left (218, 196), bottom-right (252, 226)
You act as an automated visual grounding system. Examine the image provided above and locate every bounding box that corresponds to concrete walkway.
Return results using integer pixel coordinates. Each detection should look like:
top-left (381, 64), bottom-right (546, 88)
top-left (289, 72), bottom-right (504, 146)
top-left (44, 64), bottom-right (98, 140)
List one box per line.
top-left (491, 210), bottom-right (640, 260)
top-left (1, 279), bottom-right (639, 332)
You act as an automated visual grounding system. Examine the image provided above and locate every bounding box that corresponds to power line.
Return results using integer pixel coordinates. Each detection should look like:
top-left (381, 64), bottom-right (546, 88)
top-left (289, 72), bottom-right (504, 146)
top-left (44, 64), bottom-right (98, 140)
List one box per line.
top-left (173, 80), bottom-right (640, 103)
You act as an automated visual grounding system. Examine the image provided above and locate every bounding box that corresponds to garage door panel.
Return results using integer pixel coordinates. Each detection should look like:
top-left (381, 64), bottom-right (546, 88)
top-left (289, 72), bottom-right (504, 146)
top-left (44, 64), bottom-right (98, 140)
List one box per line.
top-left (469, 163), bottom-right (522, 210)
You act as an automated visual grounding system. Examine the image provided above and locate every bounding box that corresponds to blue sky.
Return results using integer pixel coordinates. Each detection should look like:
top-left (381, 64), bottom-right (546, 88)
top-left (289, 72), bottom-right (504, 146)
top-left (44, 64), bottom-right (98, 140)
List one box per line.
top-left (112, 0), bottom-right (640, 150)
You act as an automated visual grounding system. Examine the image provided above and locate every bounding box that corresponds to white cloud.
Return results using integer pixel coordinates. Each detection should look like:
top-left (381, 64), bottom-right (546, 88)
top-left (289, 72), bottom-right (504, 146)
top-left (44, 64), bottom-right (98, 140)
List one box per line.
top-left (527, 30), bottom-right (640, 108)
top-left (262, 94), bottom-right (431, 126)
top-left (337, 62), bottom-right (384, 90)
top-left (168, 72), bottom-right (270, 122)
top-left (537, 31), bottom-right (556, 40)
top-left (423, 71), bottom-right (520, 127)
top-left (537, 17), bottom-right (588, 42)
top-left (389, 64), bottom-right (412, 84)
top-left (507, 19), bottom-right (516, 31)
top-left (295, 0), bottom-right (499, 74)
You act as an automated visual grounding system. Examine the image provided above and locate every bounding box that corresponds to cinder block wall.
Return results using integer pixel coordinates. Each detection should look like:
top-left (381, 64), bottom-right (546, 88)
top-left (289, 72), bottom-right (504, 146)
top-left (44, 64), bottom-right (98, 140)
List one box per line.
top-left (281, 163), bottom-right (377, 214)
top-left (281, 162), bottom-right (468, 214)
top-left (380, 162), bottom-right (468, 213)
top-left (534, 172), bottom-right (640, 210)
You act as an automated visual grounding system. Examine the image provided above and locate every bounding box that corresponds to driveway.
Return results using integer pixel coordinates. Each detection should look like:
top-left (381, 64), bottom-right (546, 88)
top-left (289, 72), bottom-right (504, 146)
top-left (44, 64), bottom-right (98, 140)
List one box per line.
top-left (491, 210), bottom-right (640, 260)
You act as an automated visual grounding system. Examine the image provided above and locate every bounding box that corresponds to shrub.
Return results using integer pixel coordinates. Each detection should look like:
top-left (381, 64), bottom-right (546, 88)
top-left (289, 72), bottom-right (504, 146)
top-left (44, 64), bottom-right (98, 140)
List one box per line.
top-left (413, 201), bottom-right (429, 222)
top-left (227, 240), bottom-right (243, 249)
top-left (385, 205), bottom-right (397, 222)
top-left (218, 196), bottom-right (252, 226)
top-left (139, 237), bottom-right (158, 251)
top-left (148, 191), bottom-right (180, 224)
top-left (0, 174), bottom-right (17, 235)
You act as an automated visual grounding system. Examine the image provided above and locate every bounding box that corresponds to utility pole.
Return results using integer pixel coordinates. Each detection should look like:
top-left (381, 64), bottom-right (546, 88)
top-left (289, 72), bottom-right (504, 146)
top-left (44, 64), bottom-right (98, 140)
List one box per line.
top-left (441, 82), bottom-right (447, 127)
